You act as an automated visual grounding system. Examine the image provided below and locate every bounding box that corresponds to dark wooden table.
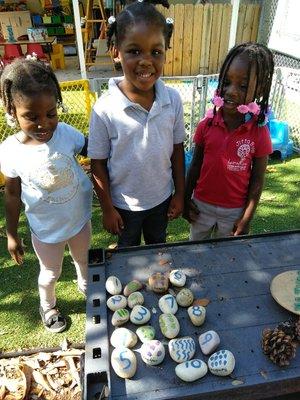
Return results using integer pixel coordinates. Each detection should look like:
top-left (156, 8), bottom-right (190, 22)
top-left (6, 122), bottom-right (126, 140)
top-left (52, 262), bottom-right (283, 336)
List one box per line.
top-left (84, 231), bottom-right (300, 400)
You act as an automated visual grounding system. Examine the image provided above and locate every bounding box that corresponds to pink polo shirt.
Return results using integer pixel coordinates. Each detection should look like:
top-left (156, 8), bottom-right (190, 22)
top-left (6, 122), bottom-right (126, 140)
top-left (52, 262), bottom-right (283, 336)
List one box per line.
top-left (193, 110), bottom-right (272, 208)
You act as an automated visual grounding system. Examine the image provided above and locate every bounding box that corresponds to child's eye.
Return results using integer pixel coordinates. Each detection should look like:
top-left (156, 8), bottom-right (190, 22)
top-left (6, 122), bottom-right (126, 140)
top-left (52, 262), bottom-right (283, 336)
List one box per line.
top-left (128, 49), bottom-right (140, 55)
top-left (48, 113), bottom-right (57, 118)
top-left (152, 50), bottom-right (162, 56)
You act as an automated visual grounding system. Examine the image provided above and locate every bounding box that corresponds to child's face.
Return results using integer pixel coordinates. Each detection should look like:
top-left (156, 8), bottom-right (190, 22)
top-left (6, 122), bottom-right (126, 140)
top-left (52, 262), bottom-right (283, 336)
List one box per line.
top-left (222, 55), bottom-right (257, 117)
top-left (117, 22), bottom-right (166, 94)
top-left (13, 92), bottom-right (58, 144)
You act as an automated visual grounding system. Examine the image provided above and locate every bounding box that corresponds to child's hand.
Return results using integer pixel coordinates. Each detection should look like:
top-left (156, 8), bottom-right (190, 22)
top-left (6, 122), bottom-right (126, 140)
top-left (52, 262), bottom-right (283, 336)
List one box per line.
top-left (103, 207), bottom-right (124, 235)
top-left (7, 235), bottom-right (24, 265)
top-left (167, 193), bottom-right (184, 220)
top-left (231, 217), bottom-right (250, 236)
top-left (182, 200), bottom-right (199, 223)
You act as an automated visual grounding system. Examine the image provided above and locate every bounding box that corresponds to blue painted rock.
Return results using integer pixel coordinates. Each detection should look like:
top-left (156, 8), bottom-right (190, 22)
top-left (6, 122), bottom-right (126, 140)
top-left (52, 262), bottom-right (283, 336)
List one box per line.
top-left (130, 305), bottom-right (151, 325)
top-left (111, 347), bottom-right (137, 378)
top-left (106, 275), bottom-right (122, 295)
top-left (136, 325), bottom-right (156, 343)
top-left (107, 295), bottom-right (127, 311)
top-left (169, 270), bottom-right (186, 287)
top-left (187, 305), bottom-right (206, 326)
top-left (175, 359), bottom-right (208, 382)
top-left (127, 291), bottom-right (144, 308)
top-left (141, 340), bottom-right (165, 365)
top-left (111, 308), bottom-right (130, 327)
top-left (176, 288), bottom-right (194, 307)
top-left (208, 350), bottom-right (235, 376)
top-left (123, 280), bottom-right (143, 297)
top-left (199, 330), bottom-right (220, 355)
top-left (110, 327), bottom-right (138, 348)
top-left (159, 294), bottom-right (178, 314)
top-left (168, 336), bottom-right (196, 363)
top-left (159, 313), bottom-right (180, 339)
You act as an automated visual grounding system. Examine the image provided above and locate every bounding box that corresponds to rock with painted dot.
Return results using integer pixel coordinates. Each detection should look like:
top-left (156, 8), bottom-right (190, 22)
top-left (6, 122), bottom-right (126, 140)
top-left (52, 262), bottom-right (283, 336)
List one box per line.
top-left (187, 305), bottom-right (206, 326)
top-left (159, 294), bottom-right (178, 314)
top-left (199, 330), bottom-right (220, 355)
top-left (175, 359), bottom-right (208, 382)
top-left (176, 288), bottom-right (194, 307)
top-left (110, 328), bottom-right (138, 348)
top-left (130, 305), bottom-right (151, 325)
top-left (141, 340), bottom-right (165, 366)
top-left (159, 313), bottom-right (180, 339)
top-left (111, 308), bottom-right (130, 327)
top-left (106, 275), bottom-right (122, 295)
top-left (123, 280), bottom-right (143, 297)
top-left (107, 295), bottom-right (127, 311)
top-left (208, 350), bottom-right (235, 376)
top-left (127, 291), bottom-right (144, 309)
top-left (136, 325), bottom-right (156, 343)
top-left (148, 272), bottom-right (169, 293)
top-left (169, 270), bottom-right (186, 287)
top-left (168, 336), bottom-right (196, 363)
top-left (111, 347), bottom-right (137, 379)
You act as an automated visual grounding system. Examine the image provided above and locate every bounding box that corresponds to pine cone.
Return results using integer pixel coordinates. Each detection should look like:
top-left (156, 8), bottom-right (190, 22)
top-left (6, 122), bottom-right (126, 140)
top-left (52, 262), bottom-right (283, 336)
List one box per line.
top-left (277, 319), bottom-right (296, 338)
top-left (262, 328), bottom-right (297, 366)
top-left (294, 317), bottom-right (300, 341)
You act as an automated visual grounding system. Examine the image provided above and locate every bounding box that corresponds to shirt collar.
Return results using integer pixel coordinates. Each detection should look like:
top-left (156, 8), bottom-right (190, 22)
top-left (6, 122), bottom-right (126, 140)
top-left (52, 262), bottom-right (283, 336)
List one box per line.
top-left (212, 108), bottom-right (257, 133)
top-left (108, 77), bottom-right (171, 112)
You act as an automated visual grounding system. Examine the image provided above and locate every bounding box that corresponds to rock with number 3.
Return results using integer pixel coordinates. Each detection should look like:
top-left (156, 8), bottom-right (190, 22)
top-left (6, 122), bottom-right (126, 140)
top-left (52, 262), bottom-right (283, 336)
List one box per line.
top-left (130, 305), bottom-right (151, 325)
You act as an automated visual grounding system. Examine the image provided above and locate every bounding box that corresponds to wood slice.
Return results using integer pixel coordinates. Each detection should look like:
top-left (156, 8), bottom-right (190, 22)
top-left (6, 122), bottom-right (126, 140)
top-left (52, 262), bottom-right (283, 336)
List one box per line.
top-left (270, 270), bottom-right (300, 315)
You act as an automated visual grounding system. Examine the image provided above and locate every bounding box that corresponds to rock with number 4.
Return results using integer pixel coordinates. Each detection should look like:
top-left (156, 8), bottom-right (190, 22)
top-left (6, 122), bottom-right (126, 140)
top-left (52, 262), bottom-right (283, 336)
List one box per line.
top-left (187, 305), bottom-right (206, 326)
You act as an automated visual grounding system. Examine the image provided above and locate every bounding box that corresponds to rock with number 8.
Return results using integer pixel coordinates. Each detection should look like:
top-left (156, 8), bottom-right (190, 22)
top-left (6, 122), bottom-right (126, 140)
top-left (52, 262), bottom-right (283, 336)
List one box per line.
top-left (187, 305), bottom-right (206, 326)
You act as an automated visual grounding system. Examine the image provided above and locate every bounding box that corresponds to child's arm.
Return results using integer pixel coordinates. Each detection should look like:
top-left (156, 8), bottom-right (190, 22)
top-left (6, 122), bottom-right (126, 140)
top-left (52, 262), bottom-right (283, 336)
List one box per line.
top-left (91, 159), bottom-right (124, 235)
top-left (4, 176), bottom-right (24, 264)
top-left (168, 143), bottom-right (185, 220)
top-left (183, 144), bottom-right (204, 222)
top-left (79, 137), bottom-right (88, 157)
top-left (232, 156), bottom-right (268, 236)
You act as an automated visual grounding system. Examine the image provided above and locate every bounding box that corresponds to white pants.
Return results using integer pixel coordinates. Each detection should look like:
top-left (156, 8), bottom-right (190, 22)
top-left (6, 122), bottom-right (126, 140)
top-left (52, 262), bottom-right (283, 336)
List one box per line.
top-left (32, 221), bottom-right (91, 312)
top-left (190, 198), bottom-right (243, 241)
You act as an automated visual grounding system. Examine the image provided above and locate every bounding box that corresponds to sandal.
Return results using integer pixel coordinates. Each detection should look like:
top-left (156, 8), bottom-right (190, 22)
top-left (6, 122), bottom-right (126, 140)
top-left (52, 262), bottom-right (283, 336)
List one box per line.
top-left (39, 307), bottom-right (67, 333)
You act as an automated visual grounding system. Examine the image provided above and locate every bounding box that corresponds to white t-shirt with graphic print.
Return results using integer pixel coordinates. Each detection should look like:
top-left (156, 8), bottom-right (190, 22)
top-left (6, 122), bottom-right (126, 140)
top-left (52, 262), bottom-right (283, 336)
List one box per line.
top-left (0, 122), bottom-right (93, 243)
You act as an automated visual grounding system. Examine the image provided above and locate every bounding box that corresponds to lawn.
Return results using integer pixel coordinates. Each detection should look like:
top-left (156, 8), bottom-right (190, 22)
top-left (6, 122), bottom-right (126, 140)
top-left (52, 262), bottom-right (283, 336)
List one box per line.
top-left (0, 155), bottom-right (299, 352)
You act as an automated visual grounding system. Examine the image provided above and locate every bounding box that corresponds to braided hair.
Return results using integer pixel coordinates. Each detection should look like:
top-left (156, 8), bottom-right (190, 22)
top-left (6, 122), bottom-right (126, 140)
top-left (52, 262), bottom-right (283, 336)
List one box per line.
top-left (107, 0), bottom-right (173, 51)
top-left (0, 58), bottom-right (62, 117)
top-left (217, 42), bottom-right (274, 124)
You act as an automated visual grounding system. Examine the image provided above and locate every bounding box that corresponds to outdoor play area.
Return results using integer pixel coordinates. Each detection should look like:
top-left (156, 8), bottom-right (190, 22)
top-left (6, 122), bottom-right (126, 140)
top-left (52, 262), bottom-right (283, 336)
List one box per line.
top-left (0, 0), bottom-right (300, 399)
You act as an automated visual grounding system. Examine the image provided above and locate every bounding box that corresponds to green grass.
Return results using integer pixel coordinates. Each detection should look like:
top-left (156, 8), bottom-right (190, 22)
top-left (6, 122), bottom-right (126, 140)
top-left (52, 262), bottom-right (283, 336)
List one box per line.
top-left (0, 155), bottom-right (299, 352)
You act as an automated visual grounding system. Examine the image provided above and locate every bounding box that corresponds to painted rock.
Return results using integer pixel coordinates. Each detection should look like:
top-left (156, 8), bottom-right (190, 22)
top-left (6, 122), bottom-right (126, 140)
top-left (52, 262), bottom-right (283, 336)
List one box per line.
top-left (187, 305), bottom-right (206, 326)
top-left (208, 350), bottom-right (235, 376)
top-left (127, 291), bottom-right (144, 309)
top-left (169, 270), bottom-right (186, 287)
top-left (130, 305), bottom-right (151, 325)
top-left (199, 330), bottom-right (220, 355)
top-left (141, 340), bottom-right (165, 366)
top-left (123, 280), bottom-right (143, 297)
top-left (111, 308), bottom-right (130, 327)
top-left (106, 275), bottom-right (122, 295)
top-left (148, 272), bottom-right (169, 293)
top-left (168, 336), bottom-right (196, 363)
top-left (176, 288), bottom-right (194, 307)
top-left (159, 313), bottom-right (180, 339)
top-left (175, 359), bottom-right (208, 382)
top-left (159, 294), bottom-right (178, 314)
top-left (136, 325), bottom-right (156, 343)
top-left (110, 328), bottom-right (138, 348)
top-left (111, 347), bottom-right (137, 378)
top-left (107, 295), bottom-right (127, 311)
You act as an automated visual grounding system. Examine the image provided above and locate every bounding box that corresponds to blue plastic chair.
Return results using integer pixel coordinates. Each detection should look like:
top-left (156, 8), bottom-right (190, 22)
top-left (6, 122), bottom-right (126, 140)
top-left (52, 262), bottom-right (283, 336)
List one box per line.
top-left (268, 119), bottom-right (294, 160)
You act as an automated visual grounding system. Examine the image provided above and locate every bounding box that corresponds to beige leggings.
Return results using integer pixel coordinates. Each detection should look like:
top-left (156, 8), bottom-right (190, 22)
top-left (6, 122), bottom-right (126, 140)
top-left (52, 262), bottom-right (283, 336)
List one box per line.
top-left (31, 221), bottom-right (91, 312)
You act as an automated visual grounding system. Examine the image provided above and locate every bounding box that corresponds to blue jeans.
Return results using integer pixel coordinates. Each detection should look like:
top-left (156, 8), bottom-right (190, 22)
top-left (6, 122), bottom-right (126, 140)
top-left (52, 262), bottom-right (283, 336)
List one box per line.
top-left (116, 196), bottom-right (171, 247)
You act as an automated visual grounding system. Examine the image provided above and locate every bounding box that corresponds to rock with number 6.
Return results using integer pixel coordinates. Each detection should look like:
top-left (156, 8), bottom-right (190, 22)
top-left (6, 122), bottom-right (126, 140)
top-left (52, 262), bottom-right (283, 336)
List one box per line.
top-left (111, 347), bottom-right (137, 378)
top-left (130, 305), bottom-right (151, 325)
top-left (159, 294), bottom-right (178, 314)
top-left (187, 305), bottom-right (206, 326)
top-left (169, 270), bottom-right (186, 287)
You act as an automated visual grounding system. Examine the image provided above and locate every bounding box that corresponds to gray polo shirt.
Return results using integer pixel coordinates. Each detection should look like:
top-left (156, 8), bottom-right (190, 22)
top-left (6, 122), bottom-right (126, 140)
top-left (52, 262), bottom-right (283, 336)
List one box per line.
top-left (88, 77), bottom-right (185, 211)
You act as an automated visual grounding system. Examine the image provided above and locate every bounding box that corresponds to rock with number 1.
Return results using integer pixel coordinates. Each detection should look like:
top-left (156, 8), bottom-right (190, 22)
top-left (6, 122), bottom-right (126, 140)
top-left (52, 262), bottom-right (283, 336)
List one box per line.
top-left (106, 275), bottom-right (122, 295)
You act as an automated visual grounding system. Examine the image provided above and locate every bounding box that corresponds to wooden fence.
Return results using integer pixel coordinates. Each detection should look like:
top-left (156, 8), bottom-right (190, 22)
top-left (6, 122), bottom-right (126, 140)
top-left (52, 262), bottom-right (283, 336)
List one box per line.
top-left (157, 3), bottom-right (261, 76)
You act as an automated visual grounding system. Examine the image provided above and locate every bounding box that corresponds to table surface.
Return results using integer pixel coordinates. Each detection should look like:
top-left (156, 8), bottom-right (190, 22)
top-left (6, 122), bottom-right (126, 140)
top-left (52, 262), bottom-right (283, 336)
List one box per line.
top-left (84, 231), bottom-right (300, 400)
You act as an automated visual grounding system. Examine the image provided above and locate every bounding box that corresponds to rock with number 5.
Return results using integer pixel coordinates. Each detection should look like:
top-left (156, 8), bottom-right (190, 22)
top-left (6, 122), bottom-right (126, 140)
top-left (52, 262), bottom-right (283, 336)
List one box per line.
top-left (169, 270), bottom-right (186, 287)
top-left (106, 276), bottom-right (122, 295)
top-left (111, 347), bottom-right (137, 378)
top-left (199, 330), bottom-right (220, 355)
top-left (175, 359), bottom-right (208, 382)
top-left (130, 305), bottom-right (151, 325)
top-left (159, 294), bottom-right (178, 314)
top-left (187, 305), bottom-right (206, 326)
